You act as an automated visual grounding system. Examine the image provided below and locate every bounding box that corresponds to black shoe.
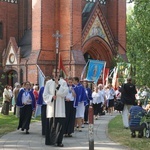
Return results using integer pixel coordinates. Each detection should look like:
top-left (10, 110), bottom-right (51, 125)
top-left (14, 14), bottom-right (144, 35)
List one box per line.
top-left (26, 130), bottom-right (29, 134)
top-left (68, 134), bottom-right (72, 137)
top-left (138, 132), bottom-right (143, 138)
top-left (57, 143), bottom-right (64, 147)
top-left (131, 132), bottom-right (136, 138)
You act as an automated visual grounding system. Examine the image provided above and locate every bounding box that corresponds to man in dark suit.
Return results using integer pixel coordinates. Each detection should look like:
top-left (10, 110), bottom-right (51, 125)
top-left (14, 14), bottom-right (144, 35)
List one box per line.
top-left (120, 77), bottom-right (137, 129)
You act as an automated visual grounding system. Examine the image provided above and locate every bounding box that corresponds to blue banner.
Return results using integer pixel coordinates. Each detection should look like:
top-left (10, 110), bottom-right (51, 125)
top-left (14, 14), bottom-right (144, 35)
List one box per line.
top-left (86, 60), bottom-right (105, 83)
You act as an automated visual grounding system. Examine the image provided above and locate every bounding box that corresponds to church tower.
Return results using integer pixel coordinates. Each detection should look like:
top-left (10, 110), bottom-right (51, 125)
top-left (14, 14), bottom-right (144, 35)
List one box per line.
top-left (1, 0), bottom-right (127, 87)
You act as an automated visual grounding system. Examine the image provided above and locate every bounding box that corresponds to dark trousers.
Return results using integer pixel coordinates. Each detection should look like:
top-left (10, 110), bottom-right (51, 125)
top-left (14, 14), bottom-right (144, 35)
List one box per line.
top-left (45, 117), bottom-right (65, 145)
top-left (41, 105), bottom-right (47, 136)
top-left (130, 123), bottom-right (146, 135)
top-left (18, 105), bottom-right (32, 131)
top-left (13, 104), bottom-right (16, 115)
top-left (93, 103), bottom-right (101, 116)
top-left (84, 105), bottom-right (89, 122)
top-left (99, 102), bottom-right (103, 115)
top-left (64, 101), bottom-right (76, 135)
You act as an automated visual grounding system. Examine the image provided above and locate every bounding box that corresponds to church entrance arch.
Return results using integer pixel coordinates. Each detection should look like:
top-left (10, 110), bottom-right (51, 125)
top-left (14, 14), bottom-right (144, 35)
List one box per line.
top-left (82, 36), bottom-right (114, 68)
top-left (7, 70), bottom-right (18, 87)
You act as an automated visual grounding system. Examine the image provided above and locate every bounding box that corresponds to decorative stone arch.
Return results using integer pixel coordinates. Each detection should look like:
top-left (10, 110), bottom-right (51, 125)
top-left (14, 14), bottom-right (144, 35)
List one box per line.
top-left (82, 36), bottom-right (113, 67)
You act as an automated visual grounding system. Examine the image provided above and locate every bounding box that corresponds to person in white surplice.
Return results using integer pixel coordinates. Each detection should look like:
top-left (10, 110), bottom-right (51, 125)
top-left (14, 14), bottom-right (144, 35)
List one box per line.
top-left (43, 69), bottom-right (68, 147)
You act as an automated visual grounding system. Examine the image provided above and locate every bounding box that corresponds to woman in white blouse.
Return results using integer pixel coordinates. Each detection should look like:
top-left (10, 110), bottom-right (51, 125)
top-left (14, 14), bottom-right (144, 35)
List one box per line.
top-left (106, 83), bottom-right (115, 115)
top-left (92, 85), bottom-right (101, 120)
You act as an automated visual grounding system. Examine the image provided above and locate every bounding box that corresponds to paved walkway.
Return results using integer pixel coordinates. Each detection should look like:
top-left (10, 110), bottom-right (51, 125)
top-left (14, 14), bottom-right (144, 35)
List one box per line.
top-left (0, 112), bottom-right (129, 150)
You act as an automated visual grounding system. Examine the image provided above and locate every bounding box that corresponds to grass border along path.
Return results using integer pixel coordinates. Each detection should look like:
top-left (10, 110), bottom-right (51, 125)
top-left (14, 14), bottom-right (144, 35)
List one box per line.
top-left (0, 112), bottom-right (40, 138)
top-left (108, 114), bottom-right (150, 150)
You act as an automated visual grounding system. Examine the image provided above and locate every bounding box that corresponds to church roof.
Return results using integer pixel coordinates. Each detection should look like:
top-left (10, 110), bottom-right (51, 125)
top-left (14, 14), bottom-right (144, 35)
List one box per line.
top-left (19, 29), bottom-right (31, 58)
top-left (82, 2), bottom-right (95, 29)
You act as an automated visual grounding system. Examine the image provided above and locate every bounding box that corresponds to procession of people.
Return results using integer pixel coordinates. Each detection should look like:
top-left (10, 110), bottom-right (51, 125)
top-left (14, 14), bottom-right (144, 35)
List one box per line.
top-left (1, 68), bottom-right (150, 147)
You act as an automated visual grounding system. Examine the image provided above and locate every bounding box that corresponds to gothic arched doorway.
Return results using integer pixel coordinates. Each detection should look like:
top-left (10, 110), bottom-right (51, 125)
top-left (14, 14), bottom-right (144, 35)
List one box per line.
top-left (7, 70), bottom-right (18, 88)
top-left (82, 36), bottom-right (115, 67)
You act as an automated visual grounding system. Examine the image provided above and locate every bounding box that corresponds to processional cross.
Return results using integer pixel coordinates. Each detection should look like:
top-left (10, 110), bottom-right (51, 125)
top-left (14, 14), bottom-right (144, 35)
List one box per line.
top-left (52, 30), bottom-right (62, 54)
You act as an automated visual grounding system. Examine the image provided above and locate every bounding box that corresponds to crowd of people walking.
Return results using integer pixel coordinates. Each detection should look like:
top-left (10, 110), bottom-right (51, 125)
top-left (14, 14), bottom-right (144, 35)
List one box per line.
top-left (1, 73), bottom-right (150, 146)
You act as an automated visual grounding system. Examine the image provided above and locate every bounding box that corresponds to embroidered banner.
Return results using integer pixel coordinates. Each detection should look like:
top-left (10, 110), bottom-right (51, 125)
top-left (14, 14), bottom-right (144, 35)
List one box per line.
top-left (85, 60), bottom-right (105, 83)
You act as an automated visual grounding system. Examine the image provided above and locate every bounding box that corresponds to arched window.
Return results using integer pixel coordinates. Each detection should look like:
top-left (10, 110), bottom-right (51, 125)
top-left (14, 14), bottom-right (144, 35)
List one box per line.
top-left (0, 22), bottom-right (3, 40)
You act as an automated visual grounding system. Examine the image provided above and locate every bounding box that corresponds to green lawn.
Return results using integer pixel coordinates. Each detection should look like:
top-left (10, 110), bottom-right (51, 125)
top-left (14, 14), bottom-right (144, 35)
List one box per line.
top-left (0, 112), bottom-right (40, 138)
top-left (108, 115), bottom-right (150, 150)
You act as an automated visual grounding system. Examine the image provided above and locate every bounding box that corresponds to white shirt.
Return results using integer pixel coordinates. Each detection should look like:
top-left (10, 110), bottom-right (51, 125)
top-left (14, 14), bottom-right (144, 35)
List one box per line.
top-left (22, 91), bottom-right (32, 105)
top-left (92, 91), bottom-right (101, 104)
top-left (98, 89), bottom-right (105, 104)
top-left (106, 88), bottom-right (115, 100)
top-left (65, 86), bottom-right (75, 101)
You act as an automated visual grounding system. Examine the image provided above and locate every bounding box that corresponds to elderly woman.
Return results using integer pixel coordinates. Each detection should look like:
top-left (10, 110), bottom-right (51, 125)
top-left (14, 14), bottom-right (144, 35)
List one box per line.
top-left (1, 85), bottom-right (11, 115)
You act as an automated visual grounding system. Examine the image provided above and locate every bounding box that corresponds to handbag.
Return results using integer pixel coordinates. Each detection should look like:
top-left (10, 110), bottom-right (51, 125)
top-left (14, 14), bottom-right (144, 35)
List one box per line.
top-left (114, 100), bottom-right (124, 111)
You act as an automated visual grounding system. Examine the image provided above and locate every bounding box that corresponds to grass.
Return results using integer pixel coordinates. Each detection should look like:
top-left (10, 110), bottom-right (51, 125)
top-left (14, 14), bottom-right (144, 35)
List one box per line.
top-left (0, 112), bottom-right (41, 138)
top-left (108, 114), bottom-right (150, 150)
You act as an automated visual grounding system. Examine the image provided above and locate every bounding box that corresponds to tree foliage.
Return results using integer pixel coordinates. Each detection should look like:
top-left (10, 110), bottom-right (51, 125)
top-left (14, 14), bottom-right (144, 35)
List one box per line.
top-left (127, 0), bottom-right (150, 86)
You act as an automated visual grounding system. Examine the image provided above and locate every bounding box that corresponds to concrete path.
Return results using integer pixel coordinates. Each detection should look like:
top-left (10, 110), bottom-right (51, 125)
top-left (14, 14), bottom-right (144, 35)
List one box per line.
top-left (0, 112), bottom-right (129, 150)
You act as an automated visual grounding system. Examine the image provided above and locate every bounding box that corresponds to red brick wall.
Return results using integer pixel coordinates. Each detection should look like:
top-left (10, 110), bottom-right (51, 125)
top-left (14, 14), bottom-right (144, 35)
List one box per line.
top-left (41, 0), bottom-right (55, 60)
top-left (106, 0), bottom-right (118, 39)
top-left (106, 0), bottom-right (126, 55)
top-left (118, 0), bottom-right (126, 54)
top-left (32, 0), bottom-right (41, 52)
top-left (59, 0), bottom-right (71, 59)
top-left (39, 0), bottom-right (83, 77)
top-left (72, 0), bottom-right (82, 50)
top-left (0, 2), bottom-right (18, 61)
top-left (27, 65), bottom-right (38, 84)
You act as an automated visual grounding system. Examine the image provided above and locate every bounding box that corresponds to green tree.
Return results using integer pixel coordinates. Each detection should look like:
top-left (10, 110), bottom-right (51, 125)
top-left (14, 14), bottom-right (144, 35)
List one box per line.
top-left (127, 0), bottom-right (150, 86)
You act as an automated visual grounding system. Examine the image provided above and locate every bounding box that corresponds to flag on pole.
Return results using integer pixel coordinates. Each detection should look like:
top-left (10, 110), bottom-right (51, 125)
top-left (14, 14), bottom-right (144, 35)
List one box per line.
top-left (80, 60), bottom-right (90, 81)
top-left (117, 62), bottom-right (131, 84)
top-left (103, 68), bottom-right (109, 85)
top-left (37, 65), bottom-right (45, 88)
top-left (85, 60), bottom-right (105, 84)
top-left (35, 65), bottom-right (46, 118)
top-left (58, 53), bottom-right (67, 79)
top-left (112, 67), bottom-right (118, 90)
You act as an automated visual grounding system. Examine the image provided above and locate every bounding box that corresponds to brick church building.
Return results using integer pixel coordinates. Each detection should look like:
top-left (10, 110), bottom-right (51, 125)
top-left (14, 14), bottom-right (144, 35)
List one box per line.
top-left (0, 0), bottom-right (126, 87)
